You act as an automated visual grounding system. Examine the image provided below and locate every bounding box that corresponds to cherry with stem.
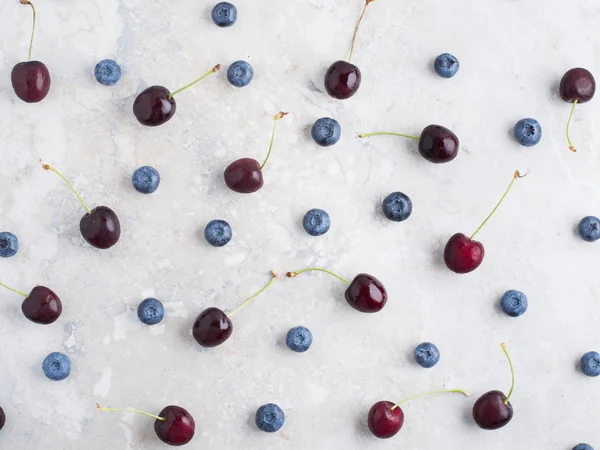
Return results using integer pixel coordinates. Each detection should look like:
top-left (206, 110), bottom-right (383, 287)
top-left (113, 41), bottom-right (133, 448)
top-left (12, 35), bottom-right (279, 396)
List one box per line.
top-left (0, 280), bottom-right (62, 324)
top-left (559, 67), bottom-right (596, 153)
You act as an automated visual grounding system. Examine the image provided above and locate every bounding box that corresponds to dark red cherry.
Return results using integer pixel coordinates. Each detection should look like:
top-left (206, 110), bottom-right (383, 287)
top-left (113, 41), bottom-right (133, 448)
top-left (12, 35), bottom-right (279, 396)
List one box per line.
top-left (367, 401), bottom-right (404, 439)
top-left (133, 86), bottom-right (176, 126)
top-left (559, 68), bottom-right (596, 103)
top-left (21, 286), bottom-right (62, 324)
top-left (0, 406), bottom-right (5, 431)
top-left (192, 307), bottom-right (233, 347)
top-left (324, 60), bottom-right (362, 100)
top-left (472, 390), bottom-right (513, 430)
top-left (344, 273), bottom-right (387, 313)
top-left (223, 158), bottom-right (263, 193)
top-left (418, 125), bottom-right (459, 163)
top-left (79, 206), bottom-right (121, 250)
top-left (11, 61), bottom-right (51, 103)
top-left (444, 233), bottom-right (484, 274)
top-left (154, 405), bottom-right (196, 446)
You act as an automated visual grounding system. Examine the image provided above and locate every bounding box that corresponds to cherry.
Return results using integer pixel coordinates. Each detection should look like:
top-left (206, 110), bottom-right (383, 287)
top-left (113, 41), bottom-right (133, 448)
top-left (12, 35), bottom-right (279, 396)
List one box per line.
top-left (472, 343), bottom-right (515, 430)
top-left (324, 0), bottom-right (375, 99)
top-left (444, 170), bottom-right (524, 274)
top-left (0, 282), bottom-right (62, 324)
top-left (0, 406), bottom-right (5, 431)
top-left (286, 267), bottom-right (387, 313)
top-left (133, 64), bottom-right (220, 127)
top-left (560, 68), bottom-right (596, 153)
top-left (97, 403), bottom-right (195, 446)
top-left (11, 1), bottom-right (50, 103)
top-left (43, 164), bottom-right (121, 249)
top-left (224, 112), bottom-right (288, 193)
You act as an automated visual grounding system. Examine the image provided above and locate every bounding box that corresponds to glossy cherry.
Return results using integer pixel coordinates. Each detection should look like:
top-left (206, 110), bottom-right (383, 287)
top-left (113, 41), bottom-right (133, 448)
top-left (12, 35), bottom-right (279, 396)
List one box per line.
top-left (0, 282), bottom-right (62, 324)
top-left (560, 68), bottom-right (596, 153)
top-left (0, 406), bottom-right (5, 431)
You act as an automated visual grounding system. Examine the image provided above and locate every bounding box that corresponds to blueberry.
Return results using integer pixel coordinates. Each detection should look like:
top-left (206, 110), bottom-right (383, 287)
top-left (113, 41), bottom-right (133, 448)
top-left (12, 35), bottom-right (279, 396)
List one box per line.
top-left (204, 220), bottom-right (233, 247)
top-left (0, 232), bottom-right (19, 258)
top-left (137, 298), bottom-right (165, 325)
top-left (42, 352), bottom-right (71, 381)
top-left (94, 59), bottom-right (121, 86)
top-left (132, 166), bottom-right (160, 194)
top-left (414, 342), bottom-right (440, 368)
top-left (513, 118), bottom-right (542, 147)
top-left (227, 61), bottom-right (254, 88)
top-left (500, 290), bottom-right (528, 317)
top-left (578, 216), bottom-right (600, 242)
top-left (573, 444), bottom-right (594, 450)
top-left (382, 192), bottom-right (412, 222)
top-left (434, 53), bottom-right (459, 78)
top-left (302, 209), bottom-right (330, 236)
top-left (286, 326), bottom-right (313, 352)
top-left (581, 351), bottom-right (600, 377)
top-left (311, 117), bottom-right (341, 147)
top-left (211, 2), bottom-right (237, 27)
top-left (255, 403), bottom-right (285, 433)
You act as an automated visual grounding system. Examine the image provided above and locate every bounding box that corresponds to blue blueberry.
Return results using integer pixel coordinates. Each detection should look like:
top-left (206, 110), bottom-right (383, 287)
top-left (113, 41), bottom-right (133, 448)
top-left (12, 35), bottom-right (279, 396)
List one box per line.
top-left (414, 342), bottom-right (440, 368)
top-left (132, 166), bottom-right (160, 194)
top-left (302, 209), bottom-right (330, 236)
top-left (286, 326), bottom-right (313, 352)
top-left (255, 403), bottom-right (285, 433)
top-left (573, 444), bottom-right (594, 450)
top-left (211, 2), bottom-right (237, 27)
top-left (204, 220), bottom-right (233, 247)
top-left (578, 216), bottom-right (600, 242)
top-left (137, 298), bottom-right (165, 325)
top-left (500, 290), bottom-right (528, 317)
top-left (227, 61), bottom-right (254, 88)
top-left (513, 118), bottom-right (542, 147)
top-left (581, 351), bottom-right (600, 377)
top-left (382, 192), bottom-right (412, 222)
top-left (94, 59), bottom-right (121, 86)
top-left (42, 352), bottom-right (71, 381)
top-left (311, 117), bottom-right (341, 147)
top-left (0, 232), bottom-right (19, 258)
top-left (434, 53), bottom-right (459, 78)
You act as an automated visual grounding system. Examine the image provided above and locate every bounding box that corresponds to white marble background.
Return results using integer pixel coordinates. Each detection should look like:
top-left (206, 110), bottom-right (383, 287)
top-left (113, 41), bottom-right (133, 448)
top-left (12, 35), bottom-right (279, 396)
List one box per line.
top-left (0, 0), bottom-right (599, 448)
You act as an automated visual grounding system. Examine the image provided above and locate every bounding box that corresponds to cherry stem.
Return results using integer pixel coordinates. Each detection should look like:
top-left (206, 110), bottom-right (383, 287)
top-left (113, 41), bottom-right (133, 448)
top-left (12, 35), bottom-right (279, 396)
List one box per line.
top-left (390, 389), bottom-right (469, 411)
top-left (227, 271), bottom-right (278, 317)
top-left (566, 99), bottom-right (578, 153)
top-left (42, 164), bottom-right (92, 215)
top-left (358, 131), bottom-right (420, 140)
top-left (96, 403), bottom-right (165, 421)
top-left (286, 268), bottom-right (350, 285)
top-left (259, 112), bottom-right (288, 171)
top-left (20, 0), bottom-right (36, 61)
top-left (167, 64), bottom-right (221, 99)
top-left (469, 170), bottom-right (525, 240)
top-left (501, 343), bottom-right (515, 405)
top-left (0, 281), bottom-right (28, 298)
top-left (348, 0), bottom-right (375, 63)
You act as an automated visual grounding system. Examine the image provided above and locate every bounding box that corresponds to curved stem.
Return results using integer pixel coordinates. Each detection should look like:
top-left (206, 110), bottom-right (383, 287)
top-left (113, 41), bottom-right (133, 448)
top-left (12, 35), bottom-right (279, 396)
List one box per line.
top-left (259, 112), bottom-right (288, 171)
top-left (470, 170), bottom-right (525, 240)
top-left (286, 268), bottom-right (350, 285)
top-left (20, 0), bottom-right (36, 61)
top-left (566, 99), bottom-right (578, 153)
top-left (227, 271), bottom-right (277, 317)
top-left (501, 343), bottom-right (515, 404)
top-left (390, 389), bottom-right (469, 411)
top-left (0, 282), bottom-right (28, 297)
top-left (42, 164), bottom-right (92, 215)
top-left (167, 64), bottom-right (221, 99)
top-left (358, 131), bottom-right (420, 140)
top-left (96, 403), bottom-right (165, 421)
top-left (348, 0), bottom-right (375, 63)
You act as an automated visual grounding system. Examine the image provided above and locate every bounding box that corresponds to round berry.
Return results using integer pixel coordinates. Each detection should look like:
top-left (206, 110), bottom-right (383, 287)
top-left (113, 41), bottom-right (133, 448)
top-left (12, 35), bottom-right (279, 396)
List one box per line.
top-left (204, 220), bottom-right (233, 247)
top-left (255, 403), bottom-right (285, 433)
top-left (137, 298), bottom-right (165, 325)
top-left (227, 61), bottom-right (254, 88)
top-left (0, 232), bottom-right (19, 258)
top-left (434, 53), bottom-right (459, 78)
top-left (414, 342), bottom-right (440, 368)
top-left (513, 118), bottom-right (542, 147)
top-left (382, 192), bottom-right (412, 222)
top-left (302, 209), bottom-right (330, 236)
top-left (42, 352), bottom-right (71, 381)
top-left (500, 290), bottom-right (528, 317)
top-left (578, 216), bottom-right (600, 242)
top-left (286, 326), bottom-right (312, 352)
top-left (132, 166), bottom-right (160, 194)
top-left (94, 59), bottom-right (121, 86)
top-left (311, 117), bottom-right (341, 147)
top-left (573, 444), bottom-right (594, 450)
top-left (211, 2), bottom-right (237, 27)
top-left (581, 351), bottom-right (600, 377)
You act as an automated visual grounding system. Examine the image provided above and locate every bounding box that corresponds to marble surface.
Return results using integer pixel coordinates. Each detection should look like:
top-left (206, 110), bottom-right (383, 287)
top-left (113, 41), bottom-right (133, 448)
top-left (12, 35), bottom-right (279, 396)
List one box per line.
top-left (1, 0), bottom-right (600, 448)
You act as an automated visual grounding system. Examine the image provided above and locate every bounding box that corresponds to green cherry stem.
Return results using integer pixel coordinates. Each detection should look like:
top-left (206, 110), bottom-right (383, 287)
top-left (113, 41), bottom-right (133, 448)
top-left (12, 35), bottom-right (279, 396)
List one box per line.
top-left (167, 64), bottom-right (221, 99)
top-left (0, 282), bottom-right (28, 297)
top-left (348, 0), bottom-right (376, 63)
top-left (227, 271), bottom-right (278, 317)
top-left (42, 164), bottom-right (92, 215)
top-left (390, 389), bottom-right (470, 411)
top-left (358, 131), bottom-right (420, 140)
top-left (96, 403), bottom-right (165, 421)
top-left (566, 98), bottom-right (578, 153)
top-left (286, 268), bottom-right (350, 285)
top-left (469, 170), bottom-right (525, 240)
top-left (260, 112), bottom-right (288, 171)
top-left (501, 343), bottom-right (515, 405)
top-left (20, 0), bottom-right (36, 61)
